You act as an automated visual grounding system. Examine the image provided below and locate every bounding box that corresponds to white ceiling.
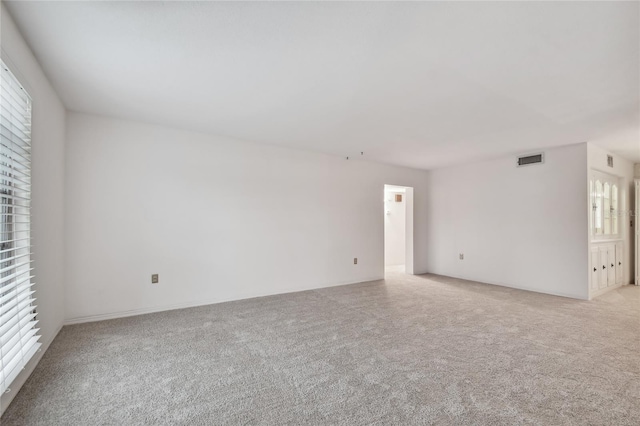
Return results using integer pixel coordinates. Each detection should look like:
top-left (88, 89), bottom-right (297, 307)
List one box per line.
top-left (5, 1), bottom-right (640, 169)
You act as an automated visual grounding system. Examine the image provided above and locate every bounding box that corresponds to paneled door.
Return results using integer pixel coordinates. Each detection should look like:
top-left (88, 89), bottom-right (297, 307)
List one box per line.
top-left (607, 247), bottom-right (616, 286)
top-left (590, 247), bottom-right (600, 291)
top-left (599, 246), bottom-right (609, 289)
top-left (615, 242), bottom-right (623, 285)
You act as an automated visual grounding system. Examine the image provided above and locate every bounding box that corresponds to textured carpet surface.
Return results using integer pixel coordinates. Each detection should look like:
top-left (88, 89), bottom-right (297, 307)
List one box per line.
top-left (2, 271), bottom-right (639, 425)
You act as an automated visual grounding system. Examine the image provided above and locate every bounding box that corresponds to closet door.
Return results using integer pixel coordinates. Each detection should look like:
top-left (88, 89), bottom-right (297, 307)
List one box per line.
top-left (599, 246), bottom-right (609, 289)
top-left (590, 247), bottom-right (600, 291)
top-left (615, 242), bottom-right (623, 285)
top-left (607, 245), bottom-right (616, 286)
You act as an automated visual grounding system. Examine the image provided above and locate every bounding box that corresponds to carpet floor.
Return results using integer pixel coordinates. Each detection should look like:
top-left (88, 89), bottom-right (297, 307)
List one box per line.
top-left (2, 271), bottom-right (639, 425)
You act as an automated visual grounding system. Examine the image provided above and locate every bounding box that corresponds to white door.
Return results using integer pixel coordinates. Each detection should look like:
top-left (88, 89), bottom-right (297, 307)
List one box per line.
top-left (590, 247), bottom-right (600, 291)
top-left (615, 242), bottom-right (623, 285)
top-left (607, 246), bottom-right (616, 286)
top-left (599, 246), bottom-right (609, 289)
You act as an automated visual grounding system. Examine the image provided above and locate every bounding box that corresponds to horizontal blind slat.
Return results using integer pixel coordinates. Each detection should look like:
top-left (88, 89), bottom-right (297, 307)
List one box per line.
top-left (0, 166), bottom-right (31, 182)
top-left (0, 338), bottom-right (40, 394)
top-left (0, 259), bottom-right (33, 275)
top-left (0, 276), bottom-right (34, 299)
top-left (0, 149), bottom-right (31, 167)
top-left (0, 246), bottom-right (32, 257)
top-left (0, 174), bottom-right (30, 188)
top-left (0, 89), bottom-right (31, 116)
top-left (0, 274), bottom-right (34, 294)
top-left (0, 88), bottom-right (30, 112)
top-left (0, 203), bottom-right (31, 210)
top-left (1, 331), bottom-right (39, 373)
top-left (0, 311), bottom-right (36, 341)
top-left (1, 328), bottom-right (40, 386)
top-left (0, 268), bottom-right (34, 285)
top-left (0, 91), bottom-right (30, 112)
top-left (0, 302), bottom-right (37, 335)
top-left (0, 238), bottom-right (32, 250)
top-left (0, 110), bottom-right (31, 140)
top-left (0, 286), bottom-right (34, 309)
top-left (0, 129), bottom-right (32, 155)
top-left (0, 295), bottom-right (35, 321)
top-left (0, 317), bottom-right (37, 347)
top-left (0, 72), bottom-right (31, 105)
top-left (0, 96), bottom-right (31, 124)
top-left (0, 252), bottom-right (33, 265)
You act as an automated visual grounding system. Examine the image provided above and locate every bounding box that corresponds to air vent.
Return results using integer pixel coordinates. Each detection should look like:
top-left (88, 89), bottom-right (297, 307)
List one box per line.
top-left (517, 153), bottom-right (544, 167)
top-left (607, 155), bottom-right (613, 168)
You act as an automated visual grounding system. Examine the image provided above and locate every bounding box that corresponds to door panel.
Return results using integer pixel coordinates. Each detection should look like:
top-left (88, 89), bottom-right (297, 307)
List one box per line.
top-left (599, 246), bottom-right (609, 289)
top-left (607, 246), bottom-right (616, 286)
top-left (615, 243), bottom-right (623, 285)
top-left (590, 247), bottom-right (599, 291)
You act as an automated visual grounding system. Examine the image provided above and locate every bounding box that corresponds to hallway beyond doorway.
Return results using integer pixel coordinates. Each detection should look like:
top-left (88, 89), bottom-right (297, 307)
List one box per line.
top-left (384, 184), bottom-right (414, 276)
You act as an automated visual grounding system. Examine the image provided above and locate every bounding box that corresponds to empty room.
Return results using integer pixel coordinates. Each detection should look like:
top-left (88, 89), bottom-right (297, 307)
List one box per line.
top-left (1, 1), bottom-right (639, 424)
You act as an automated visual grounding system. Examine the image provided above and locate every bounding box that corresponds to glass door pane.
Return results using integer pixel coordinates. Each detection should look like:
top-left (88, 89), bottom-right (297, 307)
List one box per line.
top-left (603, 182), bottom-right (611, 235)
top-left (612, 185), bottom-right (618, 235)
top-left (589, 180), bottom-right (594, 234)
top-left (595, 180), bottom-right (603, 235)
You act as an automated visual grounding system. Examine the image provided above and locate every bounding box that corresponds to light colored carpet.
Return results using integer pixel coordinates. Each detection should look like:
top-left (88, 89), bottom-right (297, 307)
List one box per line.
top-left (2, 271), bottom-right (639, 425)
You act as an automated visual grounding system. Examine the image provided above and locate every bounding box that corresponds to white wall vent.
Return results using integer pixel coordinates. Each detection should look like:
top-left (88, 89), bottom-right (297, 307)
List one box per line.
top-left (607, 155), bottom-right (614, 167)
top-left (517, 153), bottom-right (544, 167)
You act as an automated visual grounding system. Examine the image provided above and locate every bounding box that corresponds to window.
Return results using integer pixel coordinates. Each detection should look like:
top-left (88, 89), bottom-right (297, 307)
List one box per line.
top-left (0, 60), bottom-right (40, 394)
top-left (590, 171), bottom-right (620, 240)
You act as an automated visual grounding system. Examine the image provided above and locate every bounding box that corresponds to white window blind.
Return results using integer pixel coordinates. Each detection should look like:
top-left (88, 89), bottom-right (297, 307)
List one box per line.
top-left (0, 60), bottom-right (40, 395)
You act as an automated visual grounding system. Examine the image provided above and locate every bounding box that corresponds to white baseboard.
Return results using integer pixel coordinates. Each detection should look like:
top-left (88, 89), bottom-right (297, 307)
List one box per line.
top-left (64, 275), bottom-right (384, 325)
top-left (420, 272), bottom-right (588, 300)
top-left (588, 282), bottom-right (626, 300)
top-left (0, 323), bottom-right (63, 417)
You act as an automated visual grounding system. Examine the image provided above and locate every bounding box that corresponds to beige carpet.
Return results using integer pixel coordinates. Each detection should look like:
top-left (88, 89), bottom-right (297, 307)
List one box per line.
top-left (2, 271), bottom-right (639, 425)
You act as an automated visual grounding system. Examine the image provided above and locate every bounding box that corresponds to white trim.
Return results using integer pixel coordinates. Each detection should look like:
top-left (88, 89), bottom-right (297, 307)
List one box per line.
top-left (590, 238), bottom-right (623, 243)
top-left (64, 276), bottom-right (384, 325)
top-left (588, 282), bottom-right (627, 300)
top-left (422, 273), bottom-right (588, 300)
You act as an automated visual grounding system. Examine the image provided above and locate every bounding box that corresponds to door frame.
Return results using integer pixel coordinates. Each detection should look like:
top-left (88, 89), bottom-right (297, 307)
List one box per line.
top-left (383, 184), bottom-right (414, 275)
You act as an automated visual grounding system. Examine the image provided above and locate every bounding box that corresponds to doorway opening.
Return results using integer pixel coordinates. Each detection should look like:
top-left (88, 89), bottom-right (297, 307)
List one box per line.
top-left (384, 184), bottom-right (414, 276)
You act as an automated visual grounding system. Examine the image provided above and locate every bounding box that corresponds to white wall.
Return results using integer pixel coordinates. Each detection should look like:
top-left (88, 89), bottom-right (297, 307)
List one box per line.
top-left (64, 112), bottom-right (429, 322)
top-left (587, 143), bottom-right (635, 285)
top-left (424, 143), bottom-right (589, 299)
top-left (0, 3), bottom-right (66, 414)
top-left (384, 188), bottom-right (406, 266)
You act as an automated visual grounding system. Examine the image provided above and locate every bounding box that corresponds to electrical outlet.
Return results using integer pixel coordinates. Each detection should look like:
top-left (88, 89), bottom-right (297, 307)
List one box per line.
top-left (459, 253), bottom-right (464, 260)
top-left (354, 258), bottom-right (358, 265)
top-left (151, 274), bottom-right (159, 284)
